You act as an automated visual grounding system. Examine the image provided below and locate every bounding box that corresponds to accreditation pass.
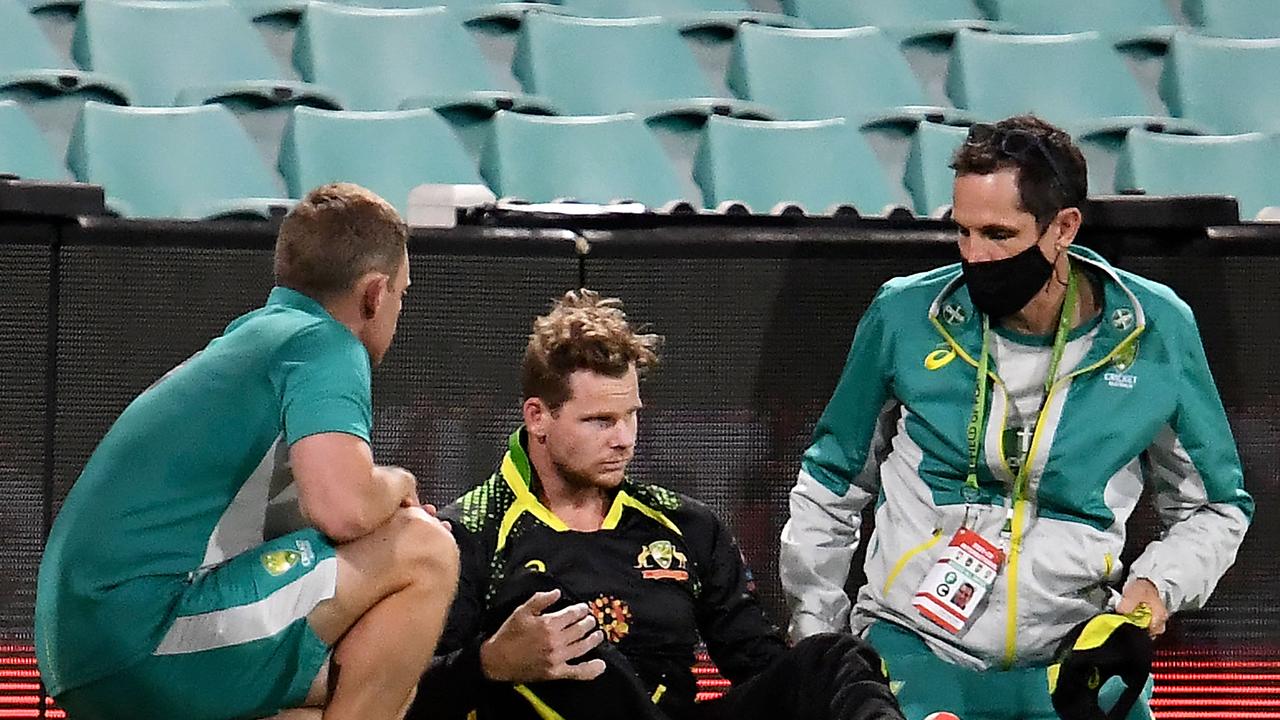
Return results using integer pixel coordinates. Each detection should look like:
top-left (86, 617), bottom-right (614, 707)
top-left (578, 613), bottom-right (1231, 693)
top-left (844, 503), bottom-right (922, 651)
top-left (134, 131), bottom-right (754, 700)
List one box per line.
top-left (912, 527), bottom-right (1005, 634)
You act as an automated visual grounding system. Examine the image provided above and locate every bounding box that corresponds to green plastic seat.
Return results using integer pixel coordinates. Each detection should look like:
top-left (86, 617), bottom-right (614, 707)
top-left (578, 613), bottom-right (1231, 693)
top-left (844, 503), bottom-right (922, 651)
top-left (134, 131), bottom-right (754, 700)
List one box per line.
top-left (726, 24), bottom-right (969, 126)
top-left (480, 111), bottom-right (690, 207)
top-left (692, 115), bottom-right (896, 214)
top-left (22, 0), bottom-right (80, 11)
top-left (555, 0), bottom-right (802, 33)
top-left (295, 3), bottom-right (554, 114)
top-left (68, 101), bottom-right (292, 219)
top-left (1184, 0), bottom-right (1280, 39)
top-left (420, 0), bottom-right (558, 25)
top-left (1115, 128), bottom-right (1280, 219)
top-left (0, 100), bottom-right (68, 180)
top-left (779, 0), bottom-right (1004, 43)
top-left (513, 12), bottom-right (773, 120)
top-left (279, 106), bottom-right (485, 213)
top-left (904, 121), bottom-right (968, 216)
top-left (1161, 32), bottom-right (1280, 134)
top-left (72, 0), bottom-right (340, 108)
top-left (980, 0), bottom-right (1178, 45)
top-left (237, 0), bottom-right (554, 23)
top-left (947, 30), bottom-right (1202, 137)
top-left (0, 0), bottom-right (127, 102)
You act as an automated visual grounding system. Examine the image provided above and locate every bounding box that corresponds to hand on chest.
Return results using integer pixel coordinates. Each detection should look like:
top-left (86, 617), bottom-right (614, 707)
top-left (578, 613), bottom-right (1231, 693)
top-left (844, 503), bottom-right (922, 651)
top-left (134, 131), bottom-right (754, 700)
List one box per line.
top-left (503, 527), bottom-right (700, 646)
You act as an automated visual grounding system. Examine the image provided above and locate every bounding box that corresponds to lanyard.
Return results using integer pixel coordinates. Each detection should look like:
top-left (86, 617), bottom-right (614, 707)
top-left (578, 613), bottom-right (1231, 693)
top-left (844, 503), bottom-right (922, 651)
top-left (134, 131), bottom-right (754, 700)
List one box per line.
top-left (963, 267), bottom-right (1079, 537)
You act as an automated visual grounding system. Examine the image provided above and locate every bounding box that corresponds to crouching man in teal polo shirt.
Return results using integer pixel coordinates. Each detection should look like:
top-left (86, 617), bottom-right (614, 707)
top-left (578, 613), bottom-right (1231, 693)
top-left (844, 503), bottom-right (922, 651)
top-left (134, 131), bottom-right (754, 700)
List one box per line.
top-left (781, 116), bottom-right (1254, 720)
top-left (36, 183), bottom-right (459, 720)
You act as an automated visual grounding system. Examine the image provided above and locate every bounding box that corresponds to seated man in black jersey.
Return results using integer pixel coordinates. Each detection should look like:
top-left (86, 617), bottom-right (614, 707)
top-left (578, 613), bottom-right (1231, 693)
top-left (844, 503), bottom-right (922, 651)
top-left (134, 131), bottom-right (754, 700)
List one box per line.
top-left (409, 290), bottom-right (905, 720)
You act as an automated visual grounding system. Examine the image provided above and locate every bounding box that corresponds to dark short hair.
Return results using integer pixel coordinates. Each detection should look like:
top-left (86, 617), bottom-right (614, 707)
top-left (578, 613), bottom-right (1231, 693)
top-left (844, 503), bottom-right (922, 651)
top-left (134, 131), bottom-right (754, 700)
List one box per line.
top-left (274, 183), bottom-right (408, 301)
top-left (522, 290), bottom-right (662, 411)
top-left (951, 115), bottom-right (1088, 232)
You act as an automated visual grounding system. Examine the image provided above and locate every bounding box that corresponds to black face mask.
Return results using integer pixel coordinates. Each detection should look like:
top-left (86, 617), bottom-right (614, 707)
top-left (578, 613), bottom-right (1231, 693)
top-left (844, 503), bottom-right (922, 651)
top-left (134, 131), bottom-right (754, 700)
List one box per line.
top-left (962, 242), bottom-right (1055, 319)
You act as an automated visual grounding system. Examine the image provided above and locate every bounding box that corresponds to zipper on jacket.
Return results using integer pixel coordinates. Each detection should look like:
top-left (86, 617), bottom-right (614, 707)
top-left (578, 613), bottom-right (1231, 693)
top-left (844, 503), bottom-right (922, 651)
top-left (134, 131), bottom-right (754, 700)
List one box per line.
top-left (1001, 326), bottom-right (1146, 666)
top-left (933, 316), bottom-right (1146, 666)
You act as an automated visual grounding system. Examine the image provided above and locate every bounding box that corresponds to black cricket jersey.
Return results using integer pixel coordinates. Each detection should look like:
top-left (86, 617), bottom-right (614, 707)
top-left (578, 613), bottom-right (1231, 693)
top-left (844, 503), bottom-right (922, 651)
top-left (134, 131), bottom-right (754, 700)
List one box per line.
top-left (413, 429), bottom-right (787, 720)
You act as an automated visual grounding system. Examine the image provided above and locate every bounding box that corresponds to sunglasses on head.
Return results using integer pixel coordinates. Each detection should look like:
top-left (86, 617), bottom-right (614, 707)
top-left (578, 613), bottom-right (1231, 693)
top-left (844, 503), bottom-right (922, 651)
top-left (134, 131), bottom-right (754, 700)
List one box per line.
top-left (964, 123), bottom-right (1070, 192)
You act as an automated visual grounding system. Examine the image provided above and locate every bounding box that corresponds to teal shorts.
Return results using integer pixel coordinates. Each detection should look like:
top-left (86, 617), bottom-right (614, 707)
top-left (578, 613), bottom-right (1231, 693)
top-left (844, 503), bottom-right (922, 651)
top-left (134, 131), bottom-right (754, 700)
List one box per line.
top-left (57, 528), bottom-right (339, 720)
top-left (865, 620), bottom-right (1154, 720)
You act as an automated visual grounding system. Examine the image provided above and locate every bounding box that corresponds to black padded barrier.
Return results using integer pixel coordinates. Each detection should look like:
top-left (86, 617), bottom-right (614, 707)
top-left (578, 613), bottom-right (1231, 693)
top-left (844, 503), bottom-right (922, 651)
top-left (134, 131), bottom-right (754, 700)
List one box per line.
top-left (1, 212), bottom-right (1277, 718)
top-left (0, 224), bottom-right (52, 648)
top-left (0, 222), bottom-right (52, 718)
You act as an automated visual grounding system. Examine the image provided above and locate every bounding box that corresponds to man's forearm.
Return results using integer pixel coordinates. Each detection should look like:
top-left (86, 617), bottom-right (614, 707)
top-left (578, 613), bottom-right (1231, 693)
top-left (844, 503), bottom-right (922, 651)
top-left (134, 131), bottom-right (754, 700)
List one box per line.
top-left (293, 434), bottom-right (415, 542)
top-left (325, 466), bottom-right (414, 542)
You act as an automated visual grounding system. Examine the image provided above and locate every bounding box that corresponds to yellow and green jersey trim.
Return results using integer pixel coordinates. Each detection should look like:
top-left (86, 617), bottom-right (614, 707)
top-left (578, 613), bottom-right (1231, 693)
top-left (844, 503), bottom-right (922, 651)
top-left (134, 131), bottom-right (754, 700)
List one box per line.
top-left (495, 429), bottom-right (682, 552)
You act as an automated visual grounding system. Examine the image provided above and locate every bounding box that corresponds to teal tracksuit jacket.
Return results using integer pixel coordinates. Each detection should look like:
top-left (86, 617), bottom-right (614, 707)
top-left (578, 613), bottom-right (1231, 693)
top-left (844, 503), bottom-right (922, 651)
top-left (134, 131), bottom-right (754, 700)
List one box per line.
top-left (781, 247), bottom-right (1253, 670)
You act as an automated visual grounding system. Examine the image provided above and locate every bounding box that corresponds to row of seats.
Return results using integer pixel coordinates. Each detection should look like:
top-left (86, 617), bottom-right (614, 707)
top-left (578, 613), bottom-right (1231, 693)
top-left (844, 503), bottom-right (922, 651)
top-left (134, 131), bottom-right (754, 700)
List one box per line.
top-left (5, 101), bottom-right (1276, 221)
top-left (0, 101), bottom-right (894, 218)
top-left (906, 122), bottom-right (1280, 221)
top-left (10, 0), bottom-right (1280, 139)
top-left (17, 0), bottom-right (1280, 41)
top-left (792, 0), bottom-right (1280, 41)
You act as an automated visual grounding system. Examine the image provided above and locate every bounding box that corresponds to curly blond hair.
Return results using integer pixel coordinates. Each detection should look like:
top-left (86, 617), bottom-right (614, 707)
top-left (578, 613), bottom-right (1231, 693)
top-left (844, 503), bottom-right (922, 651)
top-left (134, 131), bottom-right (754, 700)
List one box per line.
top-left (522, 289), bottom-right (661, 410)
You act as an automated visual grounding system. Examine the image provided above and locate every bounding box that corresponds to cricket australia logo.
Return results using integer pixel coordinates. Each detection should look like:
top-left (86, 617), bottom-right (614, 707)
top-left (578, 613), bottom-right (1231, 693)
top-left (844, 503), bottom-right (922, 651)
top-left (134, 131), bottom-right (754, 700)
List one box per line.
top-left (1105, 339), bottom-right (1139, 389)
top-left (261, 549), bottom-right (300, 576)
top-left (260, 539), bottom-right (315, 577)
top-left (636, 540), bottom-right (689, 581)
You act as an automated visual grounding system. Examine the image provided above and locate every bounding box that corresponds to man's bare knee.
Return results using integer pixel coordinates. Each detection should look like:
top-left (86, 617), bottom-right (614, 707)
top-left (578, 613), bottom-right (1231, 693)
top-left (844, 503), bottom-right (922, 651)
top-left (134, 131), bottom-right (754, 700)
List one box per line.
top-left (392, 508), bottom-right (459, 587)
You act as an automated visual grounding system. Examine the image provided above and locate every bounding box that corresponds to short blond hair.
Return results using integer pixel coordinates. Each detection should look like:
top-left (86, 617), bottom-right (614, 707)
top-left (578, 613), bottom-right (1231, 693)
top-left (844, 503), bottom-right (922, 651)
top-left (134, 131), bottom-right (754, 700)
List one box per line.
top-left (522, 290), bottom-right (661, 410)
top-left (274, 183), bottom-right (408, 301)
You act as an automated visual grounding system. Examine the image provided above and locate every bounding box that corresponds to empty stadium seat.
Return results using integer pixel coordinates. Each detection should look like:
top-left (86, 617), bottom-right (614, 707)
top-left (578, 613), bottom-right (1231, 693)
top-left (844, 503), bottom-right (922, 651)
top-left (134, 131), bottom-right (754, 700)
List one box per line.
top-left (780, 0), bottom-right (1003, 43)
top-left (68, 101), bottom-right (291, 219)
top-left (279, 106), bottom-right (484, 213)
top-left (23, 0), bottom-right (78, 11)
top-left (1161, 32), bottom-right (1280, 135)
top-left (1184, 0), bottom-right (1280, 39)
top-left (188, 0), bottom-right (543, 23)
top-left (1115, 128), bottom-right (1280, 220)
top-left (0, 0), bottom-right (127, 102)
top-left (72, 0), bottom-right (340, 108)
top-left (726, 24), bottom-right (968, 126)
top-left (295, 3), bottom-right (554, 114)
top-left (903, 120), bottom-right (968, 216)
top-left (692, 115), bottom-right (895, 214)
top-left (980, 0), bottom-right (1178, 45)
top-left (480, 111), bottom-right (690, 207)
top-left (947, 30), bottom-right (1200, 136)
top-left (224, 0), bottom-right (307, 21)
top-left (0, 99), bottom-right (68, 180)
top-left (512, 12), bottom-right (772, 119)
top-left (555, 0), bottom-right (801, 33)
top-left (311, 0), bottom-right (556, 25)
